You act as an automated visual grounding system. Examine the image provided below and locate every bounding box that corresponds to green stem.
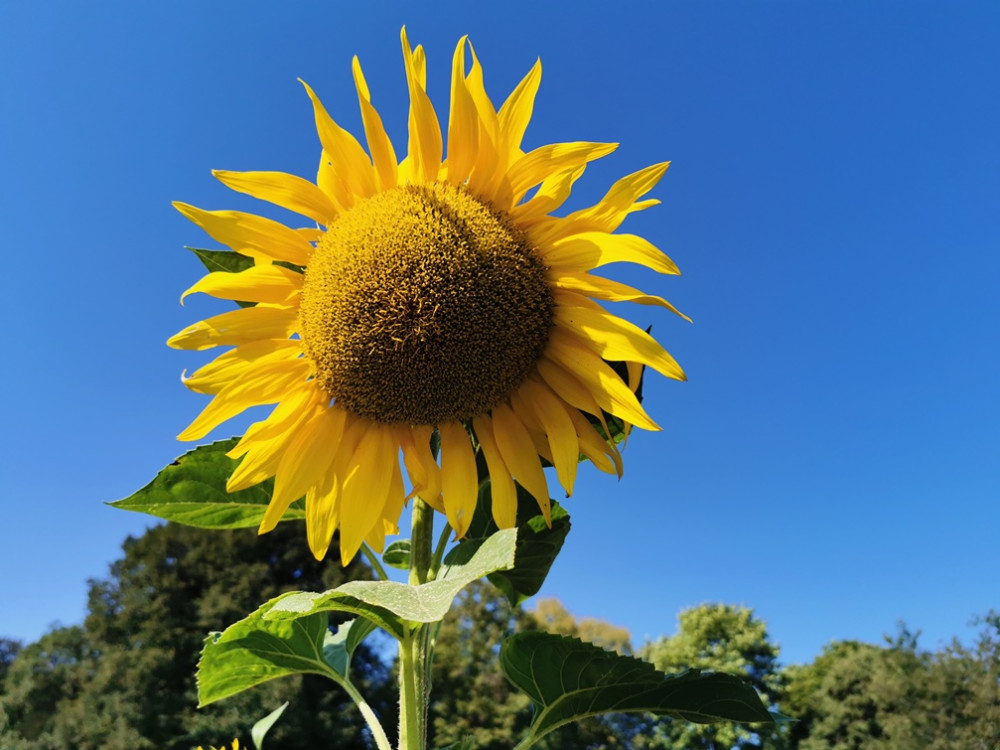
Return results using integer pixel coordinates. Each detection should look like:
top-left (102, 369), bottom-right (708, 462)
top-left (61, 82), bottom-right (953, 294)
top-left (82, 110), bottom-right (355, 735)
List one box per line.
top-left (342, 681), bottom-right (393, 750)
top-left (398, 628), bottom-right (422, 750)
top-left (409, 497), bottom-right (434, 586)
top-left (428, 522), bottom-right (452, 581)
top-left (360, 542), bottom-right (390, 581)
top-left (399, 497), bottom-right (434, 749)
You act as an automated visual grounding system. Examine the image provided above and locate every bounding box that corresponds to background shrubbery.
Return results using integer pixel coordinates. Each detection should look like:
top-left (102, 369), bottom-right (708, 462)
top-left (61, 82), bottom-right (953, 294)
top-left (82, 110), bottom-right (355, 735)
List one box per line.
top-left (2, 523), bottom-right (997, 750)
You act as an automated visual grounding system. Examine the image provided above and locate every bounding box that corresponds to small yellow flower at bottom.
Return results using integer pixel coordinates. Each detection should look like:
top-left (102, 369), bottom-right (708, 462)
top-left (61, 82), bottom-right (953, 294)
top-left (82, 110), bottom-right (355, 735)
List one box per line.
top-left (196, 740), bottom-right (239, 750)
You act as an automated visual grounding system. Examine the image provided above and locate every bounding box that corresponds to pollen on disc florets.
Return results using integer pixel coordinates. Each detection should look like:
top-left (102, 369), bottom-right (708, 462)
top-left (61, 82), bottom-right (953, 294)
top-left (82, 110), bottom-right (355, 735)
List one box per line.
top-left (299, 182), bottom-right (554, 425)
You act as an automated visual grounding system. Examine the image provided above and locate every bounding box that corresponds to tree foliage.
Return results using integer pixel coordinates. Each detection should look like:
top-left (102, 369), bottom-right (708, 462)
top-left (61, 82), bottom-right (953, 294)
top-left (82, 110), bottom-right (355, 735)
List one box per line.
top-left (0, 522), bottom-right (388, 750)
top-left (785, 618), bottom-right (1000, 750)
top-left (639, 603), bottom-right (784, 749)
top-left (5, 520), bottom-right (999, 750)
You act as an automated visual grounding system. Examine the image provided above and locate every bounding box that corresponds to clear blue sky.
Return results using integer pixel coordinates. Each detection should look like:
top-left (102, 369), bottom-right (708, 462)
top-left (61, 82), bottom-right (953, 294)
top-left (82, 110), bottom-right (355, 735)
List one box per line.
top-left (1, 1), bottom-right (998, 668)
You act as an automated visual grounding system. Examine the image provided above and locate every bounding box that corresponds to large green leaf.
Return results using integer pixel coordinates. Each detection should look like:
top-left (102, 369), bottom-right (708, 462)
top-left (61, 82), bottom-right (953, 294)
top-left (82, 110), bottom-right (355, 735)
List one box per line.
top-left (109, 439), bottom-right (304, 529)
top-left (264, 527), bottom-right (518, 638)
top-left (456, 483), bottom-right (570, 605)
top-left (198, 608), bottom-right (342, 706)
top-left (501, 632), bottom-right (775, 743)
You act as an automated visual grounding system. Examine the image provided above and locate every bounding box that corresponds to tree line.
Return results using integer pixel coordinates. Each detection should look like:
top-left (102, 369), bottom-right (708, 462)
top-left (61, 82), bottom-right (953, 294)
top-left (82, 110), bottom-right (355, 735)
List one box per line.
top-left (1, 523), bottom-right (997, 749)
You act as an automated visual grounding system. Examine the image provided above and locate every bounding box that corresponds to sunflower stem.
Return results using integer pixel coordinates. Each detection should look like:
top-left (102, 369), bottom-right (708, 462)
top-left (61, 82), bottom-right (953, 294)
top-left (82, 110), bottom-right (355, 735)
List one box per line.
top-left (409, 497), bottom-right (434, 586)
top-left (399, 497), bottom-right (434, 749)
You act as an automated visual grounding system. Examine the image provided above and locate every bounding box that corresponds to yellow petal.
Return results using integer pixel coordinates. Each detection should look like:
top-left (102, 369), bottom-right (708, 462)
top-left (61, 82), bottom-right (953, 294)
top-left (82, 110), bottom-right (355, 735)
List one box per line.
top-left (439, 421), bottom-right (478, 538)
top-left (167, 305), bottom-right (298, 351)
top-left (626, 361), bottom-right (644, 393)
top-left (566, 406), bottom-right (622, 476)
top-left (399, 425), bottom-right (443, 512)
top-left (505, 142), bottom-right (617, 207)
top-left (554, 305), bottom-right (686, 381)
top-left (401, 28), bottom-right (443, 185)
top-left (377, 458), bottom-right (406, 543)
top-left (183, 339), bottom-right (302, 395)
top-left (180, 264), bottom-right (303, 306)
top-left (550, 270), bottom-right (691, 321)
top-left (464, 40), bottom-right (502, 198)
top-left (490, 403), bottom-right (550, 522)
top-left (446, 36), bottom-right (478, 185)
top-left (305, 463), bottom-right (340, 561)
top-left (542, 231), bottom-right (680, 276)
top-left (568, 161), bottom-right (671, 233)
top-left (178, 359), bottom-right (309, 441)
top-left (228, 383), bottom-right (323, 459)
top-left (472, 414), bottom-right (518, 529)
top-left (297, 227), bottom-right (325, 242)
top-left (535, 358), bottom-right (603, 421)
top-left (544, 333), bottom-right (660, 431)
top-left (339, 423), bottom-right (398, 564)
top-left (315, 151), bottom-right (348, 214)
top-left (507, 390), bottom-right (555, 464)
top-left (226, 386), bottom-right (324, 492)
top-left (212, 170), bottom-right (339, 225)
top-left (262, 405), bottom-right (347, 533)
top-left (352, 56), bottom-right (399, 191)
top-left (509, 165), bottom-right (585, 225)
top-left (517, 379), bottom-right (579, 496)
top-left (300, 79), bottom-right (376, 206)
top-left (172, 202), bottom-right (312, 266)
top-left (497, 58), bottom-right (541, 161)
top-left (526, 162), bottom-right (670, 247)
top-left (532, 360), bottom-right (617, 465)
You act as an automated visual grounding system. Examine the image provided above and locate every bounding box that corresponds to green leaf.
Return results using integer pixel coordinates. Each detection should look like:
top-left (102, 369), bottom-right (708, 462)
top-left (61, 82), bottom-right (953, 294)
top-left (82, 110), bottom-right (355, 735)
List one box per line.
top-left (251, 702), bottom-right (288, 750)
top-left (382, 540), bottom-right (411, 570)
top-left (198, 608), bottom-right (341, 706)
top-left (109, 439), bottom-right (304, 529)
top-left (189, 247), bottom-right (255, 275)
top-left (322, 618), bottom-right (375, 678)
top-left (458, 483), bottom-right (570, 605)
top-left (345, 617), bottom-right (379, 657)
top-left (264, 527), bottom-right (518, 638)
top-left (500, 632), bottom-right (774, 743)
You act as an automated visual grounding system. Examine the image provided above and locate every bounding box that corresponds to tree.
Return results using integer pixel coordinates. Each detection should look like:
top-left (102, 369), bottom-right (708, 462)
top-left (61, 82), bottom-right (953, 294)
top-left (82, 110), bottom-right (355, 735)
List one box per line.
top-left (784, 617), bottom-right (1000, 750)
top-left (922, 611), bottom-right (1000, 750)
top-left (0, 522), bottom-right (388, 750)
top-left (0, 638), bottom-right (21, 688)
top-left (534, 598), bottom-right (633, 655)
top-left (639, 603), bottom-right (784, 749)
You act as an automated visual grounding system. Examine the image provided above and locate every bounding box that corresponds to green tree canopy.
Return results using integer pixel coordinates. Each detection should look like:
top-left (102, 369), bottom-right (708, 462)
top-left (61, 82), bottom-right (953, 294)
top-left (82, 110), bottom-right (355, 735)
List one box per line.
top-left (0, 522), bottom-right (387, 750)
top-left (640, 603), bottom-right (784, 749)
top-left (784, 618), bottom-right (1000, 750)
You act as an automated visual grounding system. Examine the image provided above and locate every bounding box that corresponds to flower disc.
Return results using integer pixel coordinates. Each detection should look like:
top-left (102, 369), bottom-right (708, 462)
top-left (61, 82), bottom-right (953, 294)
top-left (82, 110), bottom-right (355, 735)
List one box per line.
top-left (299, 182), bottom-right (554, 425)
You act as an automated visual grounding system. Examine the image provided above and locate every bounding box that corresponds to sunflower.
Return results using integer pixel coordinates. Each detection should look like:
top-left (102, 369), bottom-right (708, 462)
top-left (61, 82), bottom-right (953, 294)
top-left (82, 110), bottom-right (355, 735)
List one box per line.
top-left (170, 29), bottom-right (687, 564)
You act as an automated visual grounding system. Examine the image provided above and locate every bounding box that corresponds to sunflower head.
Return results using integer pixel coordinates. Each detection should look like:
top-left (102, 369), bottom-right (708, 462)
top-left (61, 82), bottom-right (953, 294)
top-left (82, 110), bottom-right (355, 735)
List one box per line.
top-left (299, 181), bottom-right (553, 425)
top-left (170, 28), bottom-right (686, 563)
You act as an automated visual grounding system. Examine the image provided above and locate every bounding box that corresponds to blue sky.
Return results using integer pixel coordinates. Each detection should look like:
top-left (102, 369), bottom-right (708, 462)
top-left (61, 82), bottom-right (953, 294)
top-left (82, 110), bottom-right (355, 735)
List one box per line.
top-left (1, 1), bottom-right (998, 668)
